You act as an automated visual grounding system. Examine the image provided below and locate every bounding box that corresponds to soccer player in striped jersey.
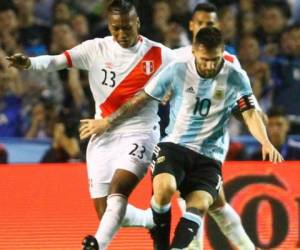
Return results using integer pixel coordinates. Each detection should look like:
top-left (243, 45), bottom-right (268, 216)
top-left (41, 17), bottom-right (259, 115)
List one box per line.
top-left (171, 3), bottom-right (263, 250)
top-left (7, 1), bottom-right (175, 249)
top-left (90, 27), bottom-right (283, 250)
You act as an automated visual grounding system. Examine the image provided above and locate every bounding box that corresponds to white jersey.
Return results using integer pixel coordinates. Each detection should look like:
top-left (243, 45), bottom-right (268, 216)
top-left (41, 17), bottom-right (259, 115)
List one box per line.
top-left (145, 58), bottom-right (254, 163)
top-left (65, 36), bottom-right (174, 133)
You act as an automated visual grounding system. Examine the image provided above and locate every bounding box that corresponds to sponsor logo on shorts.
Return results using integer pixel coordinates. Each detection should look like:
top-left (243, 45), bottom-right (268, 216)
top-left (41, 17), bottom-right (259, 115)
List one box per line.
top-left (156, 156), bottom-right (165, 164)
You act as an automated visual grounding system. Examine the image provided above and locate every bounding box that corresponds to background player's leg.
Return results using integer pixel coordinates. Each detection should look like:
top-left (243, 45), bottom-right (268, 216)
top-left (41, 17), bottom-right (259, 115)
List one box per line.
top-left (121, 204), bottom-right (154, 228)
top-left (208, 187), bottom-right (255, 250)
top-left (93, 197), bottom-right (154, 228)
top-left (95, 169), bottom-right (140, 249)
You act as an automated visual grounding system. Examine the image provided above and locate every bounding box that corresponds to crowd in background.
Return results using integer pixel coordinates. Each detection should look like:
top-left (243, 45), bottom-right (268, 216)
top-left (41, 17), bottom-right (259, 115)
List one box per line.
top-left (0, 0), bottom-right (300, 163)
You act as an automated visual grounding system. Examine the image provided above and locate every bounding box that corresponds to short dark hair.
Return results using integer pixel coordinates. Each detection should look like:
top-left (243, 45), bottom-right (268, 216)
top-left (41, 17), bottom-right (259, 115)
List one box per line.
top-left (259, 0), bottom-right (291, 19)
top-left (267, 106), bottom-right (287, 118)
top-left (0, 0), bottom-right (17, 14)
top-left (194, 27), bottom-right (223, 50)
top-left (107, 0), bottom-right (136, 14)
top-left (192, 3), bottom-right (217, 17)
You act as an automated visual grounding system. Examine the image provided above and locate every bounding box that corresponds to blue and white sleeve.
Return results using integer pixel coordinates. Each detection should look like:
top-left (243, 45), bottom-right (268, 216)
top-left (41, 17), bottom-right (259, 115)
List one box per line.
top-left (144, 63), bottom-right (174, 101)
top-left (229, 68), bottom-right (256, 112)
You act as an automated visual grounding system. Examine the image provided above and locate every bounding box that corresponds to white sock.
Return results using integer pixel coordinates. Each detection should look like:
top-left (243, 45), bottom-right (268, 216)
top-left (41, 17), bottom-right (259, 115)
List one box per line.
top-left (151, 196), bottom-right (171, 213)
top-left (208, 203), bottom-right (255, 250)
top-left (121, 204), bottom-right (154, 228)
top-left (95, 194), bottom-right (127, 250)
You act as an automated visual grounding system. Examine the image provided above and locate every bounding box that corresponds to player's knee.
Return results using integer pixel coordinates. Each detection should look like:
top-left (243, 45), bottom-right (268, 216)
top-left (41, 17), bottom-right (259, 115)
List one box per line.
top-left (153, 175), bottom-right (176, 203)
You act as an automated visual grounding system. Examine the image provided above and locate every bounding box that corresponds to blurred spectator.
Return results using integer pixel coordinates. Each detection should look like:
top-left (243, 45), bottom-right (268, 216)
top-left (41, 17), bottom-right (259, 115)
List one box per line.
top-left (24, 99), bottom-right (57, 139)
top-left (238, 35), bottom-right (272, 110)
top-left (169, 0), bottom-right (191, 30)
top-left (53, 1), bottom-right (72, 23)
top-left (251, 106), bottom-right (300, 160)
top-left (145, 0), bottom-right (172, 43)
top-left (0, 31), bottom-right (23, 56)
top-left (0, 144), bottom-right (8, 163)
top-left (271, 24), bottom-right (300, 132)
top-left (13, 0), bottom-right (50, 56)
top-left (33, 0), bottom-right (55, 27)
top-left (218, 5), bottom-right (237, 54)
top-left (0, 49), bottom-right (24, 137)
top-left (71, 14), bottom-right (90, 42)
top-left (255, 0), bottom-right (291, 59)
top-left (237, 11), bottom-right (257, 38)
top-left (226, 141), bottom-right (247, 160)
top-left (163, 22), bottom-right (189, 49)
top-left (288, 0), bottom-right (300, 23)
top-left (0, 2), bottom-right (18, 34)
top-left (41, 109), bottom-right (82, 163)
top-left (50, 22), bottom-right (78, 54)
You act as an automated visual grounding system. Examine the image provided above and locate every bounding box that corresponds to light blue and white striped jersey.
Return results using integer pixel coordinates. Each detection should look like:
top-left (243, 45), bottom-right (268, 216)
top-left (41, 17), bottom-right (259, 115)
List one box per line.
top-left (145, 57), bottom-right (254, 163)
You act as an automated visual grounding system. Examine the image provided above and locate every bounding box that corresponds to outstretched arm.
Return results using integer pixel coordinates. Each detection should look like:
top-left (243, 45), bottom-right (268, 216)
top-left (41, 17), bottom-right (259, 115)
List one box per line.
top-left (79, 91), bottom-right (153, 140)
top-left (6, 53), bottom-right (67, 72)
top-left (242, 109), bottom-right (283, 163)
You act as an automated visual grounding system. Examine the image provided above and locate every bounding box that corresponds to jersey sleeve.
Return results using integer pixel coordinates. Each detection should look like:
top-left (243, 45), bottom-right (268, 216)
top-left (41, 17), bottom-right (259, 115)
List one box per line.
top-left (65, 39), bottom-right (99, 70)
top-left (229, 68), bottom-right (256, 112)
top-left (144, 62), bottom-right (174, 101)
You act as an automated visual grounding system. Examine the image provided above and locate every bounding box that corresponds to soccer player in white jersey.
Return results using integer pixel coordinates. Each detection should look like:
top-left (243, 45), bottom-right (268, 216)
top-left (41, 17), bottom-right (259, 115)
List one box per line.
top-left (7, 1), bottom-right (174, 249)
top-left (88, 27), bottom-right (283, 250)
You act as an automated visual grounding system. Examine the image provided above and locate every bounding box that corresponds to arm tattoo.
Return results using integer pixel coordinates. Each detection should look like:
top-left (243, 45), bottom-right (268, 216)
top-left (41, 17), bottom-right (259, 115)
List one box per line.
top-left (107, 91), bottom-right (152, 127)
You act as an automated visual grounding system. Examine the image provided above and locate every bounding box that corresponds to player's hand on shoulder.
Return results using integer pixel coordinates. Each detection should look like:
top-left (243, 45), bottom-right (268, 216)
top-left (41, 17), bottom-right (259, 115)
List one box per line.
top-left (161, 89), bottom-right (172, 105)
top-left (79, 118), bottom-right (111, 140)
top-left (6, 53), bottom-right (31, 69)
top-left (261, 142), bottom-right (284, 163)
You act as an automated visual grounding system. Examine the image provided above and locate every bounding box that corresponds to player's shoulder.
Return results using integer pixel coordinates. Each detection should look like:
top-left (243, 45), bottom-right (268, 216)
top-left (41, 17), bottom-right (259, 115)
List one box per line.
top-left (223, 51), bottom-right (237, 63)
top-left (142, 36), bottom-right (173, 54)
top-left (223, 51), bottom-right (241, 68)
top-left (77, 37), bottom-right (107, 50)
top-left (225, 60), bottom-right (249, 86)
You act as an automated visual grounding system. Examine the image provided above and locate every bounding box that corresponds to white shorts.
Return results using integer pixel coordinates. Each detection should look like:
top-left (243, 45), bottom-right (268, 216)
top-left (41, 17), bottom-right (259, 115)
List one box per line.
top-left (86, 127), bottom-right (159, 198)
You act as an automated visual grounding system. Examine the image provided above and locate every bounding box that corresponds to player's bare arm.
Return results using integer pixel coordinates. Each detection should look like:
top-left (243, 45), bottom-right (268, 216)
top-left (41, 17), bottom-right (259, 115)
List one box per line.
top-left (242, 108), bottom-right (284, 163)
top-left (79, 91), bottom-right (153, 140)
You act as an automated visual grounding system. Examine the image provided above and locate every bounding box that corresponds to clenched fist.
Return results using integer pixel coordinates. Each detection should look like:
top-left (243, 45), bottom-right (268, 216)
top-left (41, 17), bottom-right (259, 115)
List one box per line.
top-left (6, 53), bottom-right (31, 69)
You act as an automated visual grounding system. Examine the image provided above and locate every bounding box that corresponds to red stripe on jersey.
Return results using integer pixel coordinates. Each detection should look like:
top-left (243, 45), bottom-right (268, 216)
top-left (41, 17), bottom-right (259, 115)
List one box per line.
top-left (64, 51), bottom-right (72, 67)
top-left (100, 46), bottom-right (162, 118)
top-left (224, 54), bottom-right (234, 63)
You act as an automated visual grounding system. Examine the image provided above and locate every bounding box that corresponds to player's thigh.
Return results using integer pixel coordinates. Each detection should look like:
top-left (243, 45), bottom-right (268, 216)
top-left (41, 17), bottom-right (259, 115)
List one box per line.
top-left (86, 134), bottom-right (119, 199)
top-left (116, 129), bottom-right (160, 180)
top-left (180, 154), bottom-right (222, 202)
top-left (152, 143), bottom-right (187, 199)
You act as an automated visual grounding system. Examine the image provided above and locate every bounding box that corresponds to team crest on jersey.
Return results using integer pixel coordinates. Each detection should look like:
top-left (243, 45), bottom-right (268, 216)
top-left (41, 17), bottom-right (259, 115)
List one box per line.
top-left (142, 60), bottom-right (154, 75)
top-left (213, 88), bottom-right (225, 100)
